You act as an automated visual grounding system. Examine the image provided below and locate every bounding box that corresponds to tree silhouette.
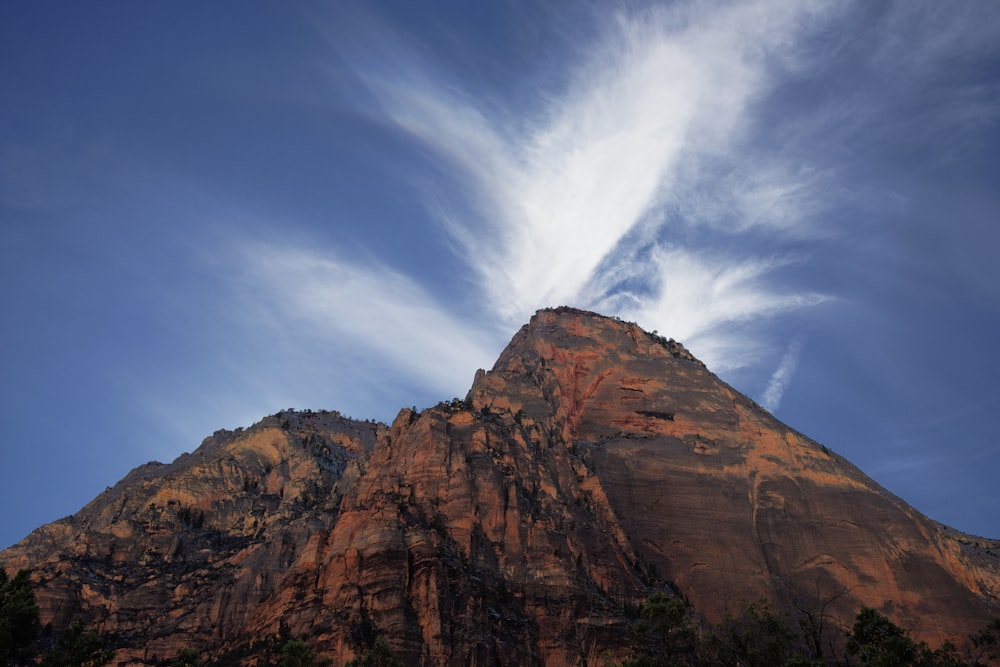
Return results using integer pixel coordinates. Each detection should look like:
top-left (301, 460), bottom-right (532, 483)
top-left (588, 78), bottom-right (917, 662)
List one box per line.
top-left (0, 568), bottom-right (40, 667)
top-left (345, 635), bottom-right (402, 667)
top-left (39, 618), bottom-right (113, 667)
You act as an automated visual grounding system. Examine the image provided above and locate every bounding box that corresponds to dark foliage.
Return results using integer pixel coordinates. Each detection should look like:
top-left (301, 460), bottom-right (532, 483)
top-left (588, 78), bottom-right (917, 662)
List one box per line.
top-left (0, 568), bottom-right (40, 666)
top-left (345, 635), bottom-right (402, 667)
top-left (704, 599), bottom-right (812, 667)
top-left (616, 594), bottom-right (998, 667)
top-left (170, 648), bottom-right (200, 667)
top-left (278, 638), bottom-right (331, 667)
top-left (1, 568), bottom-right (116, 667)
top-left (39, 618), bottom-right (114, 667)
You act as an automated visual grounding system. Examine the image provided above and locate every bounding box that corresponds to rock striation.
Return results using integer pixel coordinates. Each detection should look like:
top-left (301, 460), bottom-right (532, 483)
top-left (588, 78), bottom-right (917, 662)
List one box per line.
top-left (3, 307), bottom-right (998, 666)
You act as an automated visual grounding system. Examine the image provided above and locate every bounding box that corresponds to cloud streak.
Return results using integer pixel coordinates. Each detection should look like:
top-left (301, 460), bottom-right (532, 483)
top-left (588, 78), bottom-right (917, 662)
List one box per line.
top-left (761, 337), bottom-right (806, 412)
top-left (594, 250), bottom-right (824, 372)
top-left (236, 242), bottom-right (503, 402)
top-left (316, 0), bottom-right (837, 376)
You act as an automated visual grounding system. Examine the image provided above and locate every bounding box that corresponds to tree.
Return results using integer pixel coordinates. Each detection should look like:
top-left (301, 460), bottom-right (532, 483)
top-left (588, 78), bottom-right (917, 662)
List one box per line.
top-left (170, 648), bottom-right (200, 667)
top-left (280, 639), bottom-right (314, 667)
top-left (784, 579), bottom-right (850, 663)
top-left (967, 618), bottom-right (1000, 666)
top-left (847, 606), bottom-right (911, 666)
top-left (845, 606), bottom-right (969, 666)
top-left (345, 635), bottom-right (402, 667)
top-left (39, 618), bottom-right (114, 667)
top-left (622, 592), bottom-right (699, 666)
top-left (277, 638), bottom-right (331, 667)
top-left (0, 568), bottom-right (40, 667)
top-left (705, 598), bottom-right (814, 667)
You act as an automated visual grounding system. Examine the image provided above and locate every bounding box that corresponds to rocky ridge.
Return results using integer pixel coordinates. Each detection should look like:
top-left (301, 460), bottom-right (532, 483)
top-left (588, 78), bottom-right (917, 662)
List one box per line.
top-left (2, 307), bottom-right (998, 666)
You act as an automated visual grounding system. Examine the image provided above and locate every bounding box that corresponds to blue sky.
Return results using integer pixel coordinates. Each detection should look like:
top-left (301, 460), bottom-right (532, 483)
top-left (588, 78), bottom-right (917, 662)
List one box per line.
top-left (2, 1), bottom-right (999, 549)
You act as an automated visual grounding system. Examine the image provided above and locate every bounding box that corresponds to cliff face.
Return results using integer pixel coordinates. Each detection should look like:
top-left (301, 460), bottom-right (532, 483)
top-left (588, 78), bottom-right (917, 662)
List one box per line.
top-left (1, 411), bottom-right (383, 664)
top-left (2, 308), bottom-right (998, 666)
top-left (466, 310), bottom-right (1000, 639)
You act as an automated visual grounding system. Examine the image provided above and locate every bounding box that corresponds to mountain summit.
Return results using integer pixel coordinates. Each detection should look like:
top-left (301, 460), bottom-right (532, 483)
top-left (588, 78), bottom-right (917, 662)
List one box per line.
top-left (3, 307), bottom-right (998, 665)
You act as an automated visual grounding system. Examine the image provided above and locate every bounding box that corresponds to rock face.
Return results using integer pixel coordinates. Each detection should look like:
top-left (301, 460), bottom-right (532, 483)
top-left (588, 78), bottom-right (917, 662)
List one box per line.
top-left (3, 307), bottom-right (998, 666)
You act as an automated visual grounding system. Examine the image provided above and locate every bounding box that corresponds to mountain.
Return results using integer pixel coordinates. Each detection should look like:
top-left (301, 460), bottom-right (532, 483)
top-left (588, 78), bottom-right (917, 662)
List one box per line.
top-left (2, 307), bottom-right (998, 666)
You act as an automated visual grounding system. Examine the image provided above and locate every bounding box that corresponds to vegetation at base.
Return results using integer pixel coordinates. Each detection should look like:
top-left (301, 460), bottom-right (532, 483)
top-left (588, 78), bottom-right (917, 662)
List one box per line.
top-left (1, 567), bottom-right (389, 667)
top-left (176, 637), bottom-right (330, 667)
top-left (6, 564), bottom-right (998, 666)
top-left (1, 568), bottom-right (40, 666)
top-left (1, 568), bottom-right (113, 667)
top-left (615, 593), bottom-right (1000, 667)
top-left (278, 638), bottom-right (332, 667)
top-left (166, 633), bottom-right (402, 667)
top-left (39, 619), bottom-right (115, 667)
top-left (170, 648), bottom-right (200, 667)
top-left (620, 593), bottom-right (699, 665)
top-left (344, 636), bottom-right (402, 667)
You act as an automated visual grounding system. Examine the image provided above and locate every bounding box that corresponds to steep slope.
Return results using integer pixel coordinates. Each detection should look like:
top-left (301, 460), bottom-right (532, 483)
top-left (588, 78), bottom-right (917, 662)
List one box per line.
top-left (465, 308), bottom-right (1000, 642)
top-left (2, 307), bottom-right (998, 666)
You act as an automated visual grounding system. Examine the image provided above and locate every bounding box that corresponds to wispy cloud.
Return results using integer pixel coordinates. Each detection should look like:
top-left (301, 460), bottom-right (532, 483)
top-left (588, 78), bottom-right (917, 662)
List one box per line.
top-left (114, 235), bottom-right (508, 448)
top-left (760, 336), bottom-right (806, 412)
top-left (236, 242), bottom-right (503, 400)
top-left (595, 250), bottom-right (824, 372)
top-left (317, 0), bottom-right (837, 373)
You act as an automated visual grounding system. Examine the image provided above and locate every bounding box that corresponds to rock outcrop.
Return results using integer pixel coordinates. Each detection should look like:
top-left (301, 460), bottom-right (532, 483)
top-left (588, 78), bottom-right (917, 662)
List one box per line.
top-left (3, 307), bottom-right (998, 666)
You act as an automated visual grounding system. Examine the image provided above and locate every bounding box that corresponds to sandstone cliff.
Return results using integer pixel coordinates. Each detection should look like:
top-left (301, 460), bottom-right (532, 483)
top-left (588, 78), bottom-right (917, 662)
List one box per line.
top-left (2, 307), bottom-right (998, 666)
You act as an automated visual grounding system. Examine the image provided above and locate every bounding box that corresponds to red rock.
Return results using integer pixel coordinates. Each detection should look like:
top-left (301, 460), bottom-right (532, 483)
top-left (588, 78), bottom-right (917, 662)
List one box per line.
top-left (2, 308), bottom-right (997, 665)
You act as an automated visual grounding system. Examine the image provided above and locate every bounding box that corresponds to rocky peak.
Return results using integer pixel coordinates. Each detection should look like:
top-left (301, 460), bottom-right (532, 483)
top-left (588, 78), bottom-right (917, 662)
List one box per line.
top-left (469, 307), bottom-right (723, 444)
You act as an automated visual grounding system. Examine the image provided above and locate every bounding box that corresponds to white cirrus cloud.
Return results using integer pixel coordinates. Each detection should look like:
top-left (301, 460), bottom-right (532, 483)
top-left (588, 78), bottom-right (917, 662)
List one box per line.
top-left (591, 247), bottom-right (826, 372)
top-left (761, 336), bottom-right (807, 412)
top-left (234, 241), bottom-right (503, 400)
top-left (329, 1), bottom-right (837, 369)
